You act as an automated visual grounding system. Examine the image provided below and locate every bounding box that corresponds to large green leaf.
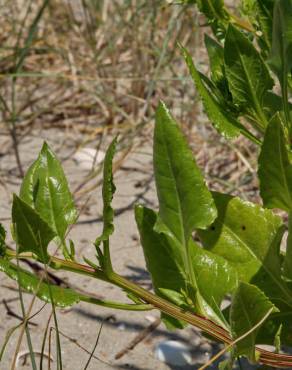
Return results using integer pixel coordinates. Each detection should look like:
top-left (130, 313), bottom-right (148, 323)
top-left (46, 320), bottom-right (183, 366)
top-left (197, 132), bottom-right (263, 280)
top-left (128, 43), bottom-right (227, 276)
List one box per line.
top-left (230, 282), bottom-right (278, 361)
top-left (0, 259), bottom-right (80, 307)
top-left (135, 205), bottom-right (237, 328)
top-left (12, 194), bottom-right (56, 262)
top-left (95, 137), bottom-right (117, 248)
top-left (269, 0), bottom-right (292, 95)
top-left (258, 114), bottom-right (292, 212)
top-left (154, 101), bottom-right (216, 244)
top-left (182, 46), bottom-right (258, 142)
top-left (224, 24), bottom-right (273, 127)
top-left (198, 193), bottom-right (292, 308)
top-left (20, 142), bottom-right (77, 241)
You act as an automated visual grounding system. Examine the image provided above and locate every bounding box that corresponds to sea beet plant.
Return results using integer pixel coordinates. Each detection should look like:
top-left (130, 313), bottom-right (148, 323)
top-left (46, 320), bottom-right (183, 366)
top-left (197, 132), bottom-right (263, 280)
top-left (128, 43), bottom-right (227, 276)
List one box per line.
top-left (2, 0), bottom-right (292, 368)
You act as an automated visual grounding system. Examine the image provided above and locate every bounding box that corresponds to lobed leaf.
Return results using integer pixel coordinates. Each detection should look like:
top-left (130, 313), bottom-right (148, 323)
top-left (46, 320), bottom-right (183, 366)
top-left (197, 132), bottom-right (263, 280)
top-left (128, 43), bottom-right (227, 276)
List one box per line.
top-left (20, 142), bottom-right (77, 242)
top-left (12, 194), bottom-right (55, 263)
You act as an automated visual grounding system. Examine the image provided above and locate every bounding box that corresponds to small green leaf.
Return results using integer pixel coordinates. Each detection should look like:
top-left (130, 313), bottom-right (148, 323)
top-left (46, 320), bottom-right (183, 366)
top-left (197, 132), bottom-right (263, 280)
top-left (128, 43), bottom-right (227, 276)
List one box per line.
top-left (182, 46), bottom-right (258, 143)
top-left (0, 259), bottom-right (80, 307)
top-left (196, 0), bottom-right (229, 40)
top-left (198, 193), bottom-right (292, 307)
top-left (274, 324), bottom-right (282, 353)
top-left (204, 34), bottom-right (225, 88)
top-left (0, 224), bottom-right (6, 256)
top-left (256, 0), bottom-right (274, 53)
top-left (154, 101), bottom-right (216, 244)
top-left (241, 0), bottom-right (274, 55)
top-left (262, 91), bottom-right (292, 119)
top-left (12, 194), bottom-right (55, 262)
top-left (224, 24), bottom-right (273, 128)
top-left (95, 137), bottom-right (117, 248)
top-left (182, 46), bottom-right (241, 139)
top-left (20, 142), bottom-right (77, 241)
top-left (230, 282), bottom-right (278, 361)
top-left (258, 114), bottom-right (292, 212)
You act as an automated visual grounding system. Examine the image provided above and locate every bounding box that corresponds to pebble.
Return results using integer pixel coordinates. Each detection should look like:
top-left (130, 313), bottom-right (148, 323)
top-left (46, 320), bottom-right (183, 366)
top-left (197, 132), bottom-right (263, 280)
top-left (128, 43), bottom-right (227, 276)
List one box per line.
top-left (154, 340), bottom-right (192, 366)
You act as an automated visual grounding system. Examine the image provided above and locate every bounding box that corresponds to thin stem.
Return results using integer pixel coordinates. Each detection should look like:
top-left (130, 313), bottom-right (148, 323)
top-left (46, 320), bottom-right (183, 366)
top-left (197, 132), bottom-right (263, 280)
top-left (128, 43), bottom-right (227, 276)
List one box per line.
top-left (80, 295), bottom-right (153, 311)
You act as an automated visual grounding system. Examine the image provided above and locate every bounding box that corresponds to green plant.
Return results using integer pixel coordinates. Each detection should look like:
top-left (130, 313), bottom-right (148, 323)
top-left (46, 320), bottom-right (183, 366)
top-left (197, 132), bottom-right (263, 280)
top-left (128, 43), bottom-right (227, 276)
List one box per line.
top-left (2, 0), bottom-right (292, 368)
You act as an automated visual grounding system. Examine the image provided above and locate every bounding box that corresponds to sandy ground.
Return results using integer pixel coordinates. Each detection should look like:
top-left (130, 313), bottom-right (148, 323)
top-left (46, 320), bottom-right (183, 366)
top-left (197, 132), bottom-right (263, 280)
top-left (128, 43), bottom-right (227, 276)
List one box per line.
top-left (0, 125), bottom-right (257, 370)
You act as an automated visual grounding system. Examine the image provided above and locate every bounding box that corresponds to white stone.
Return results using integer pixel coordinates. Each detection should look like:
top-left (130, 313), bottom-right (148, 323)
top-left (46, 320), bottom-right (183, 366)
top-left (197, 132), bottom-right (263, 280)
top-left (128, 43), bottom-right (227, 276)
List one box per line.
top-left (154, 340), bottom-right (192, 366)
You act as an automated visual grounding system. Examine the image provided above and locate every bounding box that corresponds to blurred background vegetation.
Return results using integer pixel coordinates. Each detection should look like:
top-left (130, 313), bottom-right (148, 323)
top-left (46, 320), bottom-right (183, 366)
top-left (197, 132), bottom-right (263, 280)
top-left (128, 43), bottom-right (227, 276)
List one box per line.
top-left (0, 0), bottom-right (258, 209)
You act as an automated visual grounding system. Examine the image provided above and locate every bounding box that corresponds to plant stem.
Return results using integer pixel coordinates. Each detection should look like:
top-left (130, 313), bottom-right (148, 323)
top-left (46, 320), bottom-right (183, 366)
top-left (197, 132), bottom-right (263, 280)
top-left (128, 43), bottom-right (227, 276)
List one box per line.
top-left (80, 295), bottom-right (153, 311)
top-left (7, 250), bottom-right (231, 344)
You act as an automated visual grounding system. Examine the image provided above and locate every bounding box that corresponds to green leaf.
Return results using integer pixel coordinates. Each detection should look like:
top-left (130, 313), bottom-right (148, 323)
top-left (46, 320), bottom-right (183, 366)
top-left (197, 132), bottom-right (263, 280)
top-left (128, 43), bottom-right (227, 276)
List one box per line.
top-left (95, 137), bottom-right (117, 248)
top-left (230, 282), bottom-right (278, 361)
top-left (204, 34), bottom-right (232, 101)
top-left (12, 194), bottom-right (55, 262)
top-left (258, 114), bottom-right (292, 212)
top-left (0, 259), bottom-right (80, 307)
top-left (196, 0), bottom-right (229, 40)
top-left (135, 205), bottom-right (187, 328)
top-left (204, 35), bottom-right (225, 86)
top-left (241, 0), bottom-right (274, 55)
top-left (198, 193), bottom-right (292, 308)
top-left (283, 213), bottom-right (292, 280)
top-left (135, 205), bottom-right (237, 328)
top-left (154, 101), bottom-right (217, 244)
top-left (256, 0), bottom-right (274, 53)
top-left (182, 46), bottom-right (258, 142)
top-left (20, 142), bottom-right (77, 241)
top-left (269, 0), bottom-right (292, 91)
top-left (224, 24), bottom-right (273, 128)
top-left (0, 224), bottom-right (6, 256)
top-left (262, 91), bottom-right (292, 119)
